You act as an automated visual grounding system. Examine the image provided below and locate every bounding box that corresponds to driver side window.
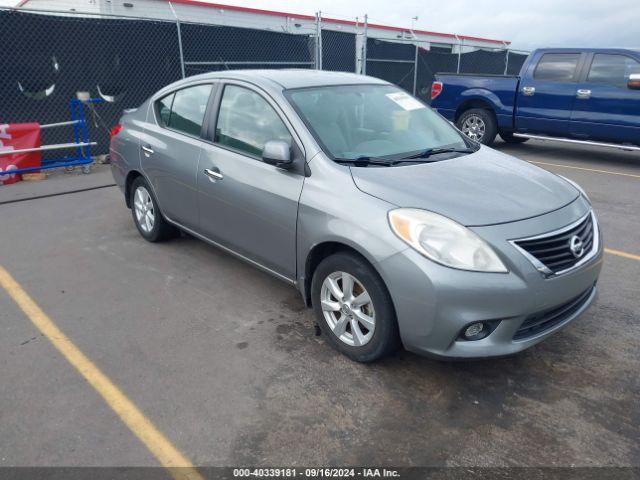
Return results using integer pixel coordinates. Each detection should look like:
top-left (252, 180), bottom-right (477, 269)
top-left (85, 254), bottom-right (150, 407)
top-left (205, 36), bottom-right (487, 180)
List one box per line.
top-left (215, 85), bottom-right (292, 157)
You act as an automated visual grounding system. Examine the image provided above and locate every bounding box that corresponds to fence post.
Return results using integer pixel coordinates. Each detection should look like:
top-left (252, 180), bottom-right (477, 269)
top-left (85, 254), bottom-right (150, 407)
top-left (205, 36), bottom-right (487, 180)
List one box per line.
top-left (504, 44), bottom-right (510, 75)
top-left (315, 11), bottom-right (323, 70)
top-left (354, 17), bottom-right (360, 73)
top-left (362, 14), bottom-right (368, 75)
top-left (413, 44), bottom-right (419, 96)
top-left (168, 1), bottom-right (186, 78)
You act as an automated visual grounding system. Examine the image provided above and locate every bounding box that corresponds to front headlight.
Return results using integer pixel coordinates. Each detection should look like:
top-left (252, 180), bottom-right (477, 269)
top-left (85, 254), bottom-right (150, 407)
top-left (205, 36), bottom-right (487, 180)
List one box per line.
top-left (388, 208), bottom-right (508, 273)
top-left (559, 175), bottom-right (590, 204)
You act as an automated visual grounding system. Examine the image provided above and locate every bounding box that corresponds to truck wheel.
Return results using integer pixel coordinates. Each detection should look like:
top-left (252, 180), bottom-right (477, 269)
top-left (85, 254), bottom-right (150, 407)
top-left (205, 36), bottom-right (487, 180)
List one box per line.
top-left (499, 132), bottom-right (529, 144)
top-left (457, 109), bottom-right (497, 146)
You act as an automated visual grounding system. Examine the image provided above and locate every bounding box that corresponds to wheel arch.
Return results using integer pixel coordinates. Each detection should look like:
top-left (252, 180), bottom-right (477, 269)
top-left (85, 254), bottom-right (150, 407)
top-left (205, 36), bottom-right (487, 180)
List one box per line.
top-left (301, 240), bottom-right (383, 308)
top-left (124, 170), bottom-right (143, 208)
top-left (455, 97), bottom-right (496, 122)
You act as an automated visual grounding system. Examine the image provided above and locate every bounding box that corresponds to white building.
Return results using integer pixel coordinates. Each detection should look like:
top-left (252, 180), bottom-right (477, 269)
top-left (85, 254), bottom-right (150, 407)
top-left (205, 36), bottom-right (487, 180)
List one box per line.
top-left (12, 0), bottom-right (510, 53)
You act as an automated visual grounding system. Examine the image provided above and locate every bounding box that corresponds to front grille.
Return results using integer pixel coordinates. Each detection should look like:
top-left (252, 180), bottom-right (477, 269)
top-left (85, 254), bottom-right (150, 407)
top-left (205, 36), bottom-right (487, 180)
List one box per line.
top-left (513, 285), bottom-right (594, 340)
top-left (514, 212), bottom-right (595, 274)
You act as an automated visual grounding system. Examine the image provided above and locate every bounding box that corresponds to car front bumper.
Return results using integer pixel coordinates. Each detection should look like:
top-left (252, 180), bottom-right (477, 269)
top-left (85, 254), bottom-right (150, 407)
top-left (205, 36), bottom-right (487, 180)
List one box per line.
top-left (375, 197), bottom-right (603, 359)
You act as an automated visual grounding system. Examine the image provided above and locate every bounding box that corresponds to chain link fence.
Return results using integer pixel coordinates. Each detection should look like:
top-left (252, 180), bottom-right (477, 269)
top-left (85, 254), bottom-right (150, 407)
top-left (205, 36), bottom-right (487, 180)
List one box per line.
top-left (364, 38), bottom-right (529, 102)
top-left (0, 8), bottom-right (183, 157)
top-left (179, 22), bottom-right (316, 76)
top-left (321, 29), bottom-right (358, 73)
top-left (0, 6), bottom-right (528, 156)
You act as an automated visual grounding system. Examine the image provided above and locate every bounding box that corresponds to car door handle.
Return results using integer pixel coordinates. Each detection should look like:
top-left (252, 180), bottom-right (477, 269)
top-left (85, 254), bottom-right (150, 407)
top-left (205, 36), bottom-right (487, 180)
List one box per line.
top-left (522, 86), bottom-right (535, 96)
top-left (576, 89), bottom-right (591, 99)
top-left (141, 145), bottom-right (154, 156)
top-left (204, 168), bottom-right (223, 181)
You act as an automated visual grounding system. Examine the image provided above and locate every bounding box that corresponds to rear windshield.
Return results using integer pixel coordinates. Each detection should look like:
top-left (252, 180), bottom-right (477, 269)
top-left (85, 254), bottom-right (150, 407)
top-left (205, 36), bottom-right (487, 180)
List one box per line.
top-left (285, 84), bottom-right (467, 161)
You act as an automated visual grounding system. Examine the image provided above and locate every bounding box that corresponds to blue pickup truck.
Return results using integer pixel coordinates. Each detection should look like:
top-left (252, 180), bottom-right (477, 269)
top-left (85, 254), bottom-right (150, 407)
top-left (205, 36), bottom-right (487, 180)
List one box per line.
top-left (430, 48), bottom-right (640, 149)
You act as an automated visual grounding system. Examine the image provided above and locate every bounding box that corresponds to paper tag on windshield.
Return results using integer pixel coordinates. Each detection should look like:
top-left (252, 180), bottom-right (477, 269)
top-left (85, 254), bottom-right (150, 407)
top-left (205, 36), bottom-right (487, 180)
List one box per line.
top-left (386, 92), bottom-right (425, 111)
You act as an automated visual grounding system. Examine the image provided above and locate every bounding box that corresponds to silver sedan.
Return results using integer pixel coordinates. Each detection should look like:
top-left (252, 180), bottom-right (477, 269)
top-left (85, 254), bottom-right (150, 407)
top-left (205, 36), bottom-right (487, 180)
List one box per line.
top-left (109, 70), bottom-right (603, 362)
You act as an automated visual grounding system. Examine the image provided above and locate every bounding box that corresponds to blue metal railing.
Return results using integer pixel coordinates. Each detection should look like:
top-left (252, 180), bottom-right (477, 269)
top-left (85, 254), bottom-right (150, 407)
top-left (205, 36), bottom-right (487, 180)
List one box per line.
top-left (0, 98), bottom-right (103, 175)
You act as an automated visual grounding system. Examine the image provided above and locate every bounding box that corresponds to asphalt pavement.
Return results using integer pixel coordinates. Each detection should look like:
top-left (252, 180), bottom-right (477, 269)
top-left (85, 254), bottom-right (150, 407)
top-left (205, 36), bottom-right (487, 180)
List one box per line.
top-left (0, 141), bottom-right (638, 470)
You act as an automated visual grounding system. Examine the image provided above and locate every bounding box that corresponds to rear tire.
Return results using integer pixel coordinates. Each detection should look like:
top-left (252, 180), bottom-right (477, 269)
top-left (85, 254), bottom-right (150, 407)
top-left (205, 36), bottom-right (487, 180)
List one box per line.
top-left (499, 132), bottom-right (529, 144)
top-left (311, 252), bottom-right (400, 362)
top-left (130, 176), bottom-right (177, 242)
top-left (457, 108), bottom-right (497, 146)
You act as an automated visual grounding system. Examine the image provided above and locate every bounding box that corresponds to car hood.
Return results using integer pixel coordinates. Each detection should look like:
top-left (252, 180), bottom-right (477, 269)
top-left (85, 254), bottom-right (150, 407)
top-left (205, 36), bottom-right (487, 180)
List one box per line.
top-left (350, 146), bottom-right (579, 226)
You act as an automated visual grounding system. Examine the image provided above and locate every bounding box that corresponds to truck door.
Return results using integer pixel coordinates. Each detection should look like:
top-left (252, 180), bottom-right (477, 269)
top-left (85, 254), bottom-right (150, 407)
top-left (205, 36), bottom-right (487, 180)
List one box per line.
top-left (569, 53), bottom-right (640, 145)
top-left (515, 52), bottom-right (584, 137)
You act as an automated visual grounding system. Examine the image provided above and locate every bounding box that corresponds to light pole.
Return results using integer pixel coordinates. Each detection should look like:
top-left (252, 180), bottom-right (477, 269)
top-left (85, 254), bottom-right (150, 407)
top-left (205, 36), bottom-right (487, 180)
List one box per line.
top-left (411, 16), bottom-right (418, 32)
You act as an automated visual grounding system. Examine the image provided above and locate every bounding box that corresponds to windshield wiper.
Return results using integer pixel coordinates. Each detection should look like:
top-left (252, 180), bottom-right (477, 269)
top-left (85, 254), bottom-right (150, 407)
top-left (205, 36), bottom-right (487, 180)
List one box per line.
top-left (398, 147), bottom-right (476, 161)
top-left (334, 156), bottom-right (394, 167)
top-left (335, 147), bottom-right (476, 167)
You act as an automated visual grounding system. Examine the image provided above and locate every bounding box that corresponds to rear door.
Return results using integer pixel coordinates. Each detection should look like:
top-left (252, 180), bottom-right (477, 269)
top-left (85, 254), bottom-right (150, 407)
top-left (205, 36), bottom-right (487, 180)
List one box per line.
top-left (516, 52), bottom-right (585, 136)
top-left (141, 83), bottom-right (214, 230)
top-left (197, 82), bottom-right (305, 281)
top-left (569, 53), bottom-right (640, 144)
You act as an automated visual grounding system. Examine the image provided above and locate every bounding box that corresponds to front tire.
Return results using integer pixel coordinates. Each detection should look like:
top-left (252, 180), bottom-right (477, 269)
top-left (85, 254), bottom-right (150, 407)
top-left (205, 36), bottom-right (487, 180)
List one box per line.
top-left (457, 108), bottom-right (497, 146)
top-left (130, 176), bottom-right (177, 242)
top-left (311, 252), bottom-right (400, 362)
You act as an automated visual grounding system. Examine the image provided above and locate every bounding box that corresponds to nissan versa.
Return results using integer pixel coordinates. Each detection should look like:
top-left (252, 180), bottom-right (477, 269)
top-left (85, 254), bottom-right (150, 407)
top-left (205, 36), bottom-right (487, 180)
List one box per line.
top-left (109, 70), bottom-right (603, 362)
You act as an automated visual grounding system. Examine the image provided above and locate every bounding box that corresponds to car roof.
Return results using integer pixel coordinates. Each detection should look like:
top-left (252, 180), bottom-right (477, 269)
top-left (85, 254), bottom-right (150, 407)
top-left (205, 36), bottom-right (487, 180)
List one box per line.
top-left (179, 69), bottom-right (390, 90)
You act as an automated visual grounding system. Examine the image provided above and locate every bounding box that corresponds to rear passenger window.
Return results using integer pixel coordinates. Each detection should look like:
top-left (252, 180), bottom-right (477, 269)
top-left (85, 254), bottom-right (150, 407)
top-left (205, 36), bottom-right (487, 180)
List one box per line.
top-left (587, 54), bottom-right (640, 87)
top-left (156, 84), bottom-right (213, 136)
top-left (533, 53), bottom-right (580, 81)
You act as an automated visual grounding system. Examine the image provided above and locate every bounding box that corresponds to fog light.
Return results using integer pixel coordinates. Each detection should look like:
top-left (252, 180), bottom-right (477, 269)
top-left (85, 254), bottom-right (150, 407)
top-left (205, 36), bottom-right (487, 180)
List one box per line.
top-left (464, 322), bottom-right (485, 339)
top-left (458, 320), bottom-right (500, 341)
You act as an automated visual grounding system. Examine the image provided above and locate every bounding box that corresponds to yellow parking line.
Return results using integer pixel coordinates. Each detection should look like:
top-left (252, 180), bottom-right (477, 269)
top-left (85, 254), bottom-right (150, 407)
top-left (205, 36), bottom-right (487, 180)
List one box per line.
top-left (605, 248), bottom-right (640, 262)
top-left (0, 265), bottom-right (203, 480)
top-left (529, 160), bottom-right (640, 179)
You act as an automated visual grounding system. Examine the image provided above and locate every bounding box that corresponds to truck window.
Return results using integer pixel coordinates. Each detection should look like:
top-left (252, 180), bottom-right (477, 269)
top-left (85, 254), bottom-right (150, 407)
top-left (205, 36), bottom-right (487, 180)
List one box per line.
top-left (587, 54), bottom-right (640, 88)
top-left (533, 53), bottom-right (580, 81)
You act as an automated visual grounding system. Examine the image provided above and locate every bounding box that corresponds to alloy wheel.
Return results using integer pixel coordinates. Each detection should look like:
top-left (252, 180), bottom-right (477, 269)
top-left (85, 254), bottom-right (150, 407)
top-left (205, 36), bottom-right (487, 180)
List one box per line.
top-left (320, 271), bottom-right (376, 347)
top-left (461, 114), bottom-right (486, 141)
top-left (133, 186), bottom-right (155, 233)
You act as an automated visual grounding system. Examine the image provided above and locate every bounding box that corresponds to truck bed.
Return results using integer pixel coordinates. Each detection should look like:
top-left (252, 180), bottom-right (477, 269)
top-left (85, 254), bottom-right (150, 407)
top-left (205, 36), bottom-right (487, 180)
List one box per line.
top-left (431, 73), bottom-right (520, 130)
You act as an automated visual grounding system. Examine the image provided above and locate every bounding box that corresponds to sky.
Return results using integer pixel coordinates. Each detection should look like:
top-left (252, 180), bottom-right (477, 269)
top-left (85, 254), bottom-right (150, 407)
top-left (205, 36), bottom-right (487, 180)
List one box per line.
top-left (200, 0), bottom-right (640, 50)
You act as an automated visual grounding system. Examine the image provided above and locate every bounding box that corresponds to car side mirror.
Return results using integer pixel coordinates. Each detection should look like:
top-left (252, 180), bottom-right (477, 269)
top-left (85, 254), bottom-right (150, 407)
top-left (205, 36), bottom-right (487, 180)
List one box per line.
top-left (628, 74), bottom-right (640, 90)
top-left (262, 140), bottom-right (292, 169)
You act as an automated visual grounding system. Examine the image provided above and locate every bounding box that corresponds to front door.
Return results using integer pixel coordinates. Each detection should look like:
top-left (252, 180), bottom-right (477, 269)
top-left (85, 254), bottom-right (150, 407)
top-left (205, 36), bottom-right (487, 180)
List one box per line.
top-left (197, 83), bottom-right (305, 281)
top-left (141, 83), bottom-right (214, 230)
top-left (570, 53), bottom-right (640, 145)
top-left (516, 52), bottom-right (584, 137)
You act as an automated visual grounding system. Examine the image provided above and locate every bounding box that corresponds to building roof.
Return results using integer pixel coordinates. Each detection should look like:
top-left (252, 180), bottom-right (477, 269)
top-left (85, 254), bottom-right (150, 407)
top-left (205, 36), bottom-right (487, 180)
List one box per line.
top-left (167, 0), bottom-right (510, 45)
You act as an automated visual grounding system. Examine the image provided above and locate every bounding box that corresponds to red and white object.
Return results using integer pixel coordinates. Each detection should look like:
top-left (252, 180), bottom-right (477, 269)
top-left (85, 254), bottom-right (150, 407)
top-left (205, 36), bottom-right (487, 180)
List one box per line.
top-left (0, 123), bottom-right (41, 185)
top-left (431, 81), bottom-right (443, 100)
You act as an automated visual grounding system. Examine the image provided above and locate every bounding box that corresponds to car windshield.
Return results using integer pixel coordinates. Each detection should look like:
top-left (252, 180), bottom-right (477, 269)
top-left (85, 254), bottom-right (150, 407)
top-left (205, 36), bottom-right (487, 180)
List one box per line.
top-left (286, 84), bottom-right (470, 162)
